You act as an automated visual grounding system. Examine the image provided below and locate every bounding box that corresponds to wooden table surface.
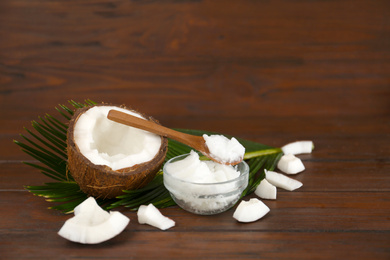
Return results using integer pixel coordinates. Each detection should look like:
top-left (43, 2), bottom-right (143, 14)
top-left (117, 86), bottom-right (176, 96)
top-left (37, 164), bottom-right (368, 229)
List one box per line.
top-left (1, 0), bottom-right (389, 259)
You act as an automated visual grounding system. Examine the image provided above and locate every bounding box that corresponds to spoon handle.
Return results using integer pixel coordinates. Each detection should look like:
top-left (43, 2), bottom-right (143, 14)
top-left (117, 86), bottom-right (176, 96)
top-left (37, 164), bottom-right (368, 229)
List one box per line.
top-left (107, 110), bottom-right (205, 151)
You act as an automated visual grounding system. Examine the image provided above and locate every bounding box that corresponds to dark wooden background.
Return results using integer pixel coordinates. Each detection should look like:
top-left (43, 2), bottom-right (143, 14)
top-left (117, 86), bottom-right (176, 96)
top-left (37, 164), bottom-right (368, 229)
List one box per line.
top-left (1, 0), bottom-right (389, 259)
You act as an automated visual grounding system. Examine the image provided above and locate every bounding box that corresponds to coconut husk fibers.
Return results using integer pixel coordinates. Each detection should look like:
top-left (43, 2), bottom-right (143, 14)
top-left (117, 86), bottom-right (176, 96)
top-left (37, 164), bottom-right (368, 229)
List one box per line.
top-left (67, 104), bottom-right (168, 199)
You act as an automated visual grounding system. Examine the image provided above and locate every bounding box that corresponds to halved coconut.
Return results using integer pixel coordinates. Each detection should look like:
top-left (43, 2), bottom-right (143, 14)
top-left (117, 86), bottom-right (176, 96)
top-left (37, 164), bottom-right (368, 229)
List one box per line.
top-left (67, 104), bottom-right (168, 198)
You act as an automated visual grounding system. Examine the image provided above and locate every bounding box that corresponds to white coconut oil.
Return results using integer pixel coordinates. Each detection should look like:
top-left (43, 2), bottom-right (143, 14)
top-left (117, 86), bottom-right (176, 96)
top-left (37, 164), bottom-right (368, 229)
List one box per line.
top-left (163, 151), bottom-right (249, 215)
top-left (203, 134), bottom-right (245, 164)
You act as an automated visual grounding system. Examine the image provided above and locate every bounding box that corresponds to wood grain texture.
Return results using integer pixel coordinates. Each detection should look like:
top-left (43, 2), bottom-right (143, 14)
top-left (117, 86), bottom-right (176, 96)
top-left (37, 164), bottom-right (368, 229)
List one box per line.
top-left (0, 0), bottom-right (389, 259)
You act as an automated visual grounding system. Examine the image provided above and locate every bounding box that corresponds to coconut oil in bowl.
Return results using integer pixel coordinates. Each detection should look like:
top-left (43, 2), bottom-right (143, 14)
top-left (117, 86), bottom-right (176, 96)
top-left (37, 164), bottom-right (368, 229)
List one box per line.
top-left (163, 151), bottom-right (249, 215)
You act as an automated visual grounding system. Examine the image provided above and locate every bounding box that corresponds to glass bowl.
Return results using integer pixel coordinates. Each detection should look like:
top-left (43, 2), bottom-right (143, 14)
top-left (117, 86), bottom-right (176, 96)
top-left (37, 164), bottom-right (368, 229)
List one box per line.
top-left (163, 154), bottom-right (249, 215)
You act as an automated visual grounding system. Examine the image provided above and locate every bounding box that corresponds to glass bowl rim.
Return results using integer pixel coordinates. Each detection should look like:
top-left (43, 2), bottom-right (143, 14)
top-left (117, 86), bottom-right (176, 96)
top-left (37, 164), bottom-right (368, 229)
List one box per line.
top-left (163, 153), bottom-right (249, 186)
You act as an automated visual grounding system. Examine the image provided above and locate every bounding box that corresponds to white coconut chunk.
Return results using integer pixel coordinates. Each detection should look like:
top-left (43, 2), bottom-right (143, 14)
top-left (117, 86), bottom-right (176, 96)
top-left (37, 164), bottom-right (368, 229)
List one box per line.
top-left (73, 197), bottom-right (110, 225)
top-left (203, 134), bottom-right (245, 164)
top-left (58, 198), bottom-right (130, 244)
top-left (282, 141), bottom-right (314, 155)
top-left (277, 153), bottom-right (305, 174)
top-left (73, 106), bottom-right (162, 171)
top-left (233, 198), bottom-right (270, 223)
top-left (265, 170), bottom-right (303, 191)
top-left (58, 211), bottom-right (129, 244)
top-left (73, 196), bottom-right (96, 215)
top-left (255, 179), bottom-right (277, 200)
top-left (74, 196), bottom-right (104, 215)
top-left (85, 211), bottom-right (129, 242)
top-left (137, 204), bottom-right (175, 230)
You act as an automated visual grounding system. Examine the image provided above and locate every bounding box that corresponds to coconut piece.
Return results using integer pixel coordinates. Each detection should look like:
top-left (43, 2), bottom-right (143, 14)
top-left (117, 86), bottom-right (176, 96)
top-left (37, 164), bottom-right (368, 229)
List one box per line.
top-left (67, 104), bottom-right (168, 198)
top-left (137, 204), bottom-right (175, 230)
top-left (233, 198), bottom-right (270, 223)
top-left (58, 197), bottom-right (130, 244)
top-left (277, 154), bottom-right (305, 174)
top-left (255, 179), bottom-right (277, 200)
top-left (58, 211), bottom-right (129, 244)
top-left (281, 141), bottom-right (314, 155)
top-left (265, 170), bottom-right (303, 191)
top-left (73, 197), bottom-right (110, 225)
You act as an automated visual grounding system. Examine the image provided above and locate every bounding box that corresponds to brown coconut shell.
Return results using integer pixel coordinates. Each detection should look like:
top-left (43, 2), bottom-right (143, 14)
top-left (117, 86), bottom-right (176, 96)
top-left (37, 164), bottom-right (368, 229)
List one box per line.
top-left (67, 104), bottom-right (168, 199)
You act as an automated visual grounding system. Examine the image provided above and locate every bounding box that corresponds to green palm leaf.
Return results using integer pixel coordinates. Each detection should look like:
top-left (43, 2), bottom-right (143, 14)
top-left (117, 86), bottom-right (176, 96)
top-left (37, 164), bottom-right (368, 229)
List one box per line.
top-left (16, 100), bottom-right (282, 214)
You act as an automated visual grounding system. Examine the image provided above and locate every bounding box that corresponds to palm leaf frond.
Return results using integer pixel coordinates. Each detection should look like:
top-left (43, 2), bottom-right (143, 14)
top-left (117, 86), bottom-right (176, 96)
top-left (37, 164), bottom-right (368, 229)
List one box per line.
top-left (16, 100), bottom-right (282, 214)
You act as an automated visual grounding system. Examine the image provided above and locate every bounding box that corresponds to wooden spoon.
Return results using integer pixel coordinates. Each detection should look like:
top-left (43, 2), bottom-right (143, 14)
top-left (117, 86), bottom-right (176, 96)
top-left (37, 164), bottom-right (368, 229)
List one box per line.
top-left (107, 110), bottom-right (243, 165)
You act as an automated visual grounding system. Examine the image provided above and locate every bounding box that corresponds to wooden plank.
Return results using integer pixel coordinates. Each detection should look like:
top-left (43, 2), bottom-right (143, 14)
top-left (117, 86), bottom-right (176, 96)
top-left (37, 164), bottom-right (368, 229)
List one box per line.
top-left (0, 163), bottom-right (54, 189)
top-left (1, 192), bottom-right (389, 259)
top-left (1, 226), bottom-right (389, 259)
top-left (1, 191), bottom-right (389, 233)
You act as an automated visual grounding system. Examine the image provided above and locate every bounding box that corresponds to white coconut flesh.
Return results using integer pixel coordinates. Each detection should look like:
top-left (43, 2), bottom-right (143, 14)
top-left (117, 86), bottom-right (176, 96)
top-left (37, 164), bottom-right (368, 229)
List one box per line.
top-left (58, 197), bottom-right (130, 244)
top-left (277, 153), bottom-right (305, 174)
top-left (137, 203), bottom-right (175, 230)
top-left (281, 140), bottom-right (314, 155)
top-left (233, 198), bottom-right (270, 223)
top-left (265, 170), bottom-right (303, 191)
top-left (164, 150), bottom-right (240, 183)
top-left (73, 106), bottom-right (162, 171)
top-left (255, 179), bottom-right (277, 200)
top-left (203, 134), bottom-right (245, 164)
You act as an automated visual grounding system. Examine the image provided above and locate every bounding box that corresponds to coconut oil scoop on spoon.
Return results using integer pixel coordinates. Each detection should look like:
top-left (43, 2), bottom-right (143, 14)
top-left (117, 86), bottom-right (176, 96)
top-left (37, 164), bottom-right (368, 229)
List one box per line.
top-left (107, 110), bottom-right (245, 166)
